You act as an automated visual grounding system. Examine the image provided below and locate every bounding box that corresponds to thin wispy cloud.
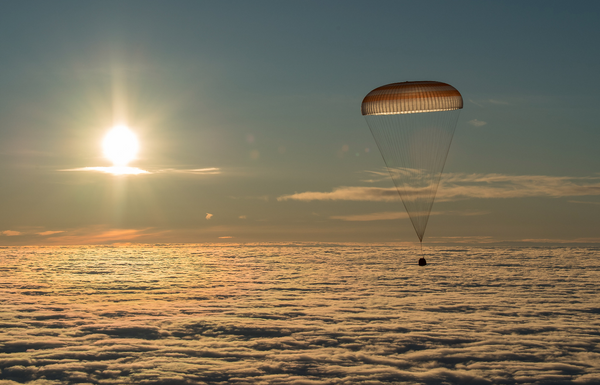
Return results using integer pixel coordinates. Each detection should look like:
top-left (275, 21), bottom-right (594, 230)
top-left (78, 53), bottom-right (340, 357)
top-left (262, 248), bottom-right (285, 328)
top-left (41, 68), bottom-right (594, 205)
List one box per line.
top-left (520, 237), bottom-right (600, 244)
top-left (279, 172), bottom-right (600, 202)
top-left (331, 210), bottom-right (488, 222)
top-left (60, 166), bottom-right (149, 175)
top-left (468, 98), bottom-right (509, 107)
top-left (440, 173), bottom-right (600, 201)
top-left (331, 211), bottom-right (412, 221)
top-left (40, 228), bottom-right (167, 245)
top-left (468, 98), bottom-right (484, 107)
top-left (36, 230), bottom-right (64, 236)
top-left (278, 186), bottom-right (400, 202)
top-left (468, 119), bottom-right (487, 127)
top-left (59, 167), bottom-right (221, 175)
top-left (1, 230), bottom-right (22, 236)
top-left (568, 200), bottom-right (600, 205)
top-left (154, 167), bottom-right (221, 175)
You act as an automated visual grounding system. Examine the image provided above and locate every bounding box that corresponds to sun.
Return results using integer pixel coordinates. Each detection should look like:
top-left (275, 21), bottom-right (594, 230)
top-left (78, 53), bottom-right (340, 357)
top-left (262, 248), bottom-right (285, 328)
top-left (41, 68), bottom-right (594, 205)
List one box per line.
top-left (103, 125), bottom-right (139, 167)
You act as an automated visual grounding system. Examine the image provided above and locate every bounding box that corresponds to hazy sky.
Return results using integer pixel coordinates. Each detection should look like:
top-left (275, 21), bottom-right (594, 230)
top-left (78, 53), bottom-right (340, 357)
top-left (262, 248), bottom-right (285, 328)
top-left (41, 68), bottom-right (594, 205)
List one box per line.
top-left (1, 1), bottom-right (599, 245)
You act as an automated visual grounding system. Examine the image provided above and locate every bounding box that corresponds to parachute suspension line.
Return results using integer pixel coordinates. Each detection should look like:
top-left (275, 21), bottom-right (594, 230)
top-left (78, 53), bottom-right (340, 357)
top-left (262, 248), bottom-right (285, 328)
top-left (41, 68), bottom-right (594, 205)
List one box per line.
top-left (365, 110), bottom-right (460, 242)
top-left (362, 81), bottom-right (462, 250)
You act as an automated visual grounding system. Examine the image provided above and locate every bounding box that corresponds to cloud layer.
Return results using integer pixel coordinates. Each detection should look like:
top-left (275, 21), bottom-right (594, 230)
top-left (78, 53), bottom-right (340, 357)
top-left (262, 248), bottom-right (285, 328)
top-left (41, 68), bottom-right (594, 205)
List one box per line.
top-left (1, 246), bottom-right (599, 384)
top-left (278, 172), bottom-right (600, 202)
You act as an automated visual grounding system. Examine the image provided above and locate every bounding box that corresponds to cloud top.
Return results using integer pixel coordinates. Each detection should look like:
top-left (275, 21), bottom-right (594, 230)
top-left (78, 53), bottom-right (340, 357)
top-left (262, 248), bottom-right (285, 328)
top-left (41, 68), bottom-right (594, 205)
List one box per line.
top-left (0, 245), bottom-right (598, 384)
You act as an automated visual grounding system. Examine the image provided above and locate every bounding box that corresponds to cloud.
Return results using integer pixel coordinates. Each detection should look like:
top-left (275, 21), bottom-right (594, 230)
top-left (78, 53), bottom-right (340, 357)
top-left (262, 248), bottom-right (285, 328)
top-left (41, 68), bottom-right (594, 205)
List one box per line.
top-left (331, 210), bottom-right (488, 222)
top-left (427, 235), bottom-right (496, 244)
top-left (218, 236), bottom-right (233, 239)
top-left (468, 98), bottom-right (509, 107)
top-left (438, 173), bottom-right (600, 201)
top-left (278, 172), bottom-right (600, 203)
top-left (331, 211), bottom-right (414, 221)
top-left (278, 186), bottom-right (400, 202)
top-left (154, 167), bottom-right (221, 175)
top-left (61, 166), bottom-right (149, 175)
top-left (239, 215), bottom-right (247, 219)
top-left (468, 119), bottom-right (487, 127)
top-left (60, 167), bottom-right (221, 175)
top-left (519, 237), bottom-right (600, 244)
top-left (569, 200), bottom-right (600, 205)
top-left (1, 230), bottom-right (22, 236)
top-left (37, 230), bottom-right (65, 236)
top-left (1, 246), bottom-right (599, 384)
top-left (39, 227), bottom-right (167, 245)
top-left (468, 98), bottom-right (484, 107)
top-left (206, 213), bottom-right (213, 220)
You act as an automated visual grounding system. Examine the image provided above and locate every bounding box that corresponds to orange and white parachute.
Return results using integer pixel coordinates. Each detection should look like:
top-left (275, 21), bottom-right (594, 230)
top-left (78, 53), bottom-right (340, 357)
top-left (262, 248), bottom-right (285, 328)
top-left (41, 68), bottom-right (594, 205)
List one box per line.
top-left (362, 81), bottom-right (463, 243)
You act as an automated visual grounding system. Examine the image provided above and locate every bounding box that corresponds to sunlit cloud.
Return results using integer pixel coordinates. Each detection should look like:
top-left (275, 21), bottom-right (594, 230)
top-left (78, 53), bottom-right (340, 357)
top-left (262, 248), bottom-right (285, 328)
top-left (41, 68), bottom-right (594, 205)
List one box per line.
top-left (278, 186), bottom-right (399, 202)
top-left (206, 213), bottom-right (213, 220)
top-left (239, 215), bottom-right (247, 219)
top-left (359, 170), bottom-right (394, 184)
top-left (331, 210), bottom-right (488, 222)
top-left (40, 228), bottom-right (167, 245)
top-left (37, 230), bottom-right (64, 236)
top-left (331, 211), bottom-right (413, 221)
top-left (1, 230), bottom-right (22, 236)
top-left (279, 172), bottom-right (600, 202)
top-left (468, 119), bottom-right (487, 127)
top-left (153, 167), bottom-right (221, 175)
top-left (2, 246), bottom-right (598, 383)
top-left (218, 236), bottom-right (233, 239)
top-left (60, 167), bottom-right (220, 175)
top-left (61, 166), bottom-right (149, 175)
top-left (439, 173), bottom-right (600, 201)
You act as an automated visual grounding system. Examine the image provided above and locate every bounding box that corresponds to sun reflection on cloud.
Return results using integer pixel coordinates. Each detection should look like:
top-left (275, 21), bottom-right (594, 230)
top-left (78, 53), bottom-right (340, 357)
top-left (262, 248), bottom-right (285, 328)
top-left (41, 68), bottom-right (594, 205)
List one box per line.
top-left (64, 166), bottom-right (150, 175)
top-left (61, 124), bottom-right (223, 176)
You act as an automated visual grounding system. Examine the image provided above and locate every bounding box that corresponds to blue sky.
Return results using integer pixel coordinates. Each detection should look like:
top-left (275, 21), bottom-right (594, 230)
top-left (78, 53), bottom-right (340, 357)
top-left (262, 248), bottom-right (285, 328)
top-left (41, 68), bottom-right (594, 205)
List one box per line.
top-left (0, 1), bottom-right (599, 245)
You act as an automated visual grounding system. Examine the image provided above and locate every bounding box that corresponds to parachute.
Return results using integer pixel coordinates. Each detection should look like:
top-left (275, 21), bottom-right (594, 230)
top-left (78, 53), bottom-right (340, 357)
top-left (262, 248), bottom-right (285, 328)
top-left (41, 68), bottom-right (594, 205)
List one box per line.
top-left (362, 81), bottom-right (463, 246)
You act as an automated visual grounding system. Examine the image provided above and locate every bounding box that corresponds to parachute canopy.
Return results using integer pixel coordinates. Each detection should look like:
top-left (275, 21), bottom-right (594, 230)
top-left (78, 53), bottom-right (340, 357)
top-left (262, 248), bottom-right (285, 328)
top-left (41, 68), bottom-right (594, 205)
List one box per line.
top-left (362, 81), bottom-right (462, 242)
top-left (361, 81), bottom-right (463, 116)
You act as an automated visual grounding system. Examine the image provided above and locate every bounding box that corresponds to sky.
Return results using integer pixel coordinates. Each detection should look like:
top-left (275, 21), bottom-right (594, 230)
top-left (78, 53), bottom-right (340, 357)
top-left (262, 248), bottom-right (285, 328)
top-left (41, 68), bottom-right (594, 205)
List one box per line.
top-left (0, 0), bottom-right (599, 246)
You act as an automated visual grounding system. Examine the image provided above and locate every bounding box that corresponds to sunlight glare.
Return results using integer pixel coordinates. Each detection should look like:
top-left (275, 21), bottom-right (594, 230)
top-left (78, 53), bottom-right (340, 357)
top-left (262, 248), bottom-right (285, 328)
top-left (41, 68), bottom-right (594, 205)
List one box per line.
top-left (103, 125), bottom-right (139, 167)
